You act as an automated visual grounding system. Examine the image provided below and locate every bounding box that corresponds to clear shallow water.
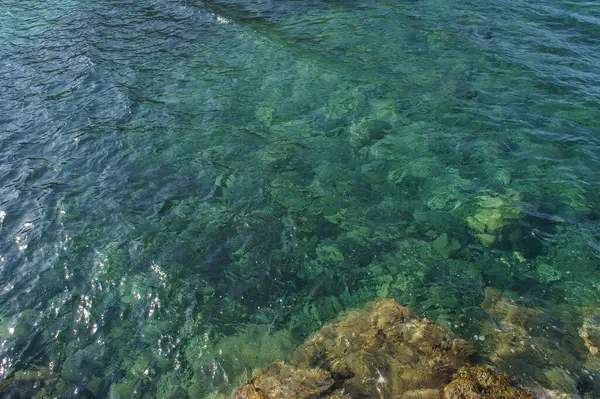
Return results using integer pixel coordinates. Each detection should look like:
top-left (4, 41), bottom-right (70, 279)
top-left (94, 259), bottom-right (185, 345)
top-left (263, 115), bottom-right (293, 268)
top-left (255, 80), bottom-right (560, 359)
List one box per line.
top-left (0, 0), bottom-right (599, 397)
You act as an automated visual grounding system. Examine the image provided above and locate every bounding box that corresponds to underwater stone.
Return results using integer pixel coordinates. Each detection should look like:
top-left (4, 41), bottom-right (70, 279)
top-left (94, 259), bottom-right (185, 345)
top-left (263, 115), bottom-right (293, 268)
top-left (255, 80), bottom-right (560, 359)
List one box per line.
top-left (431, 233), bottom-right (462, 259)
top-left (360, 162), bottom-right (388, 184)
top-left (535, 263), bottom-right (562, 283)
top-left (474, 233), bottom-right (495, 247)
top-left (542, 367), bottom-right (579, 397)
top-left (61, 344), bottom-right (104, 385)
top-left (580, 316), bottom-right (600, 357)
top-left (478, 288), bottom-right (598, 397)
top-left (532, 391), bottom-right (573, 399)
top-left (494, 170), bottom-right (511, 186)
top-left (349, 119), bottom-right (392, 147)
top-left (108, 379), bottom-right (136, 399)
top-left (370, 99), bottom-right (398, 124)
top-left (443, 366), bottom-right (534, 399)
top-left (0, 368), bottom-right (68, 399)
top-left (479, 287), bottom-right (543, 363)
top-left (291, 299), bottom-right (474, 398)
top-left (466, 191), bottom-right (524, 247)
top-left (425, 172), bottom-right (468, 211)
top-left (388, 157), bottom-right (444, 187)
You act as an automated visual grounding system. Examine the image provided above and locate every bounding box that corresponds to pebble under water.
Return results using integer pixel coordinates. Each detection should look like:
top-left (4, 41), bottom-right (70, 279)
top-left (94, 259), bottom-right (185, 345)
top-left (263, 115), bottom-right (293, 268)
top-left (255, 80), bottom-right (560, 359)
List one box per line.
top-left (1, 0), bottom-right (600, 397)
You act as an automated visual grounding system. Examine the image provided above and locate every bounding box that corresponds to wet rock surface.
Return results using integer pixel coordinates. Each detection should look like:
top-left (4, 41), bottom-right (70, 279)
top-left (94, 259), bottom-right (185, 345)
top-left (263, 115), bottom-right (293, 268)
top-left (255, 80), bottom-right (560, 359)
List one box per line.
top-left (231, 361), bottom-right (344, 399)
top-left (291, 299), bottom-right (473, 398)
top-left (444, 366), bottom-right (534, 399)
top-left (232, 299), bottom-right (535, 399)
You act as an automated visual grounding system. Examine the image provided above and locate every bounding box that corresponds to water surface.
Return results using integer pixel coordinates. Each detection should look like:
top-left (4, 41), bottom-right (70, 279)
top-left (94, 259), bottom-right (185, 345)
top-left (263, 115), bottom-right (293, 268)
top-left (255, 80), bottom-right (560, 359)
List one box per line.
top-left (1, 0), bottom-right (600, 397)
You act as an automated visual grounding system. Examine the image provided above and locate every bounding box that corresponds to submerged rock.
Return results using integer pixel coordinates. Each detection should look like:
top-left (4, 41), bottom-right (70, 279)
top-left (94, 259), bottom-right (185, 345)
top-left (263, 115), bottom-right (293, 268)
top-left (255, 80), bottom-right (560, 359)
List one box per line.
top-left (0, 368), bottom-right (69, 399)
top-left (430, 232), bottom-right (462, 259)
top-left (349, 119), bottom-right (392, 147)
top-left (466, 191), bottom-right (524, 247)
top-left (478, 288), bottom-right (600, 397)
top-left (479, 287), bottom-right (542, 363)
top-left (291, 299), bottom-right (473, 398)
top-left (580, 315), bottom-right (600, 358)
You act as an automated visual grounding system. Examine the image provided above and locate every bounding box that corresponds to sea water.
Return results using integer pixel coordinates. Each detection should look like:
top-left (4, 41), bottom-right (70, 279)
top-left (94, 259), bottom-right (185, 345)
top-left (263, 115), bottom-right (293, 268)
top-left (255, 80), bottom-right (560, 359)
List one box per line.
top-left (0, 0), bottom-right (599, 397)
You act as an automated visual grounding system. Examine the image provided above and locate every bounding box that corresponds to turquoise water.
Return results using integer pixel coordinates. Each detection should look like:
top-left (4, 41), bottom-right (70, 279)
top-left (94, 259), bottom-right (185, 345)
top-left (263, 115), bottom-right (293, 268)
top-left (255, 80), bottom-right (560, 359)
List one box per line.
top-left (1, 0), bottom-right (599, 397)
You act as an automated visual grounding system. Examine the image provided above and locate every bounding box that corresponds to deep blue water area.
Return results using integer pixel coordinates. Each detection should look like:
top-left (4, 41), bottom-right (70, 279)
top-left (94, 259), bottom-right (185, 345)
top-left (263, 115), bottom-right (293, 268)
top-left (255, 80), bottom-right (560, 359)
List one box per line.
top-left (1, 0), bottom-right (600, 397)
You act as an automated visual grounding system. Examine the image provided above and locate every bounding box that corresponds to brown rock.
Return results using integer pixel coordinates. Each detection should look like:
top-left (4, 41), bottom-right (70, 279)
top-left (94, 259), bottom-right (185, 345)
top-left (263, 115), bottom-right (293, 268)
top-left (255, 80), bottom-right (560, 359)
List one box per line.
top-left (232, 384), bottom-right (263, 399)
top-left (324, 391), bottom-right (353, 399)
top-left (402, 388), bottom-right (443, 398)
top-left (231, 361), bottom-right (334, 399)
top-left (580, 316), bottom-right (600, 357)
top-left (291, 299), bottom-right (474, 398)
top-left (443, 366), bottom-right (534, 399)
